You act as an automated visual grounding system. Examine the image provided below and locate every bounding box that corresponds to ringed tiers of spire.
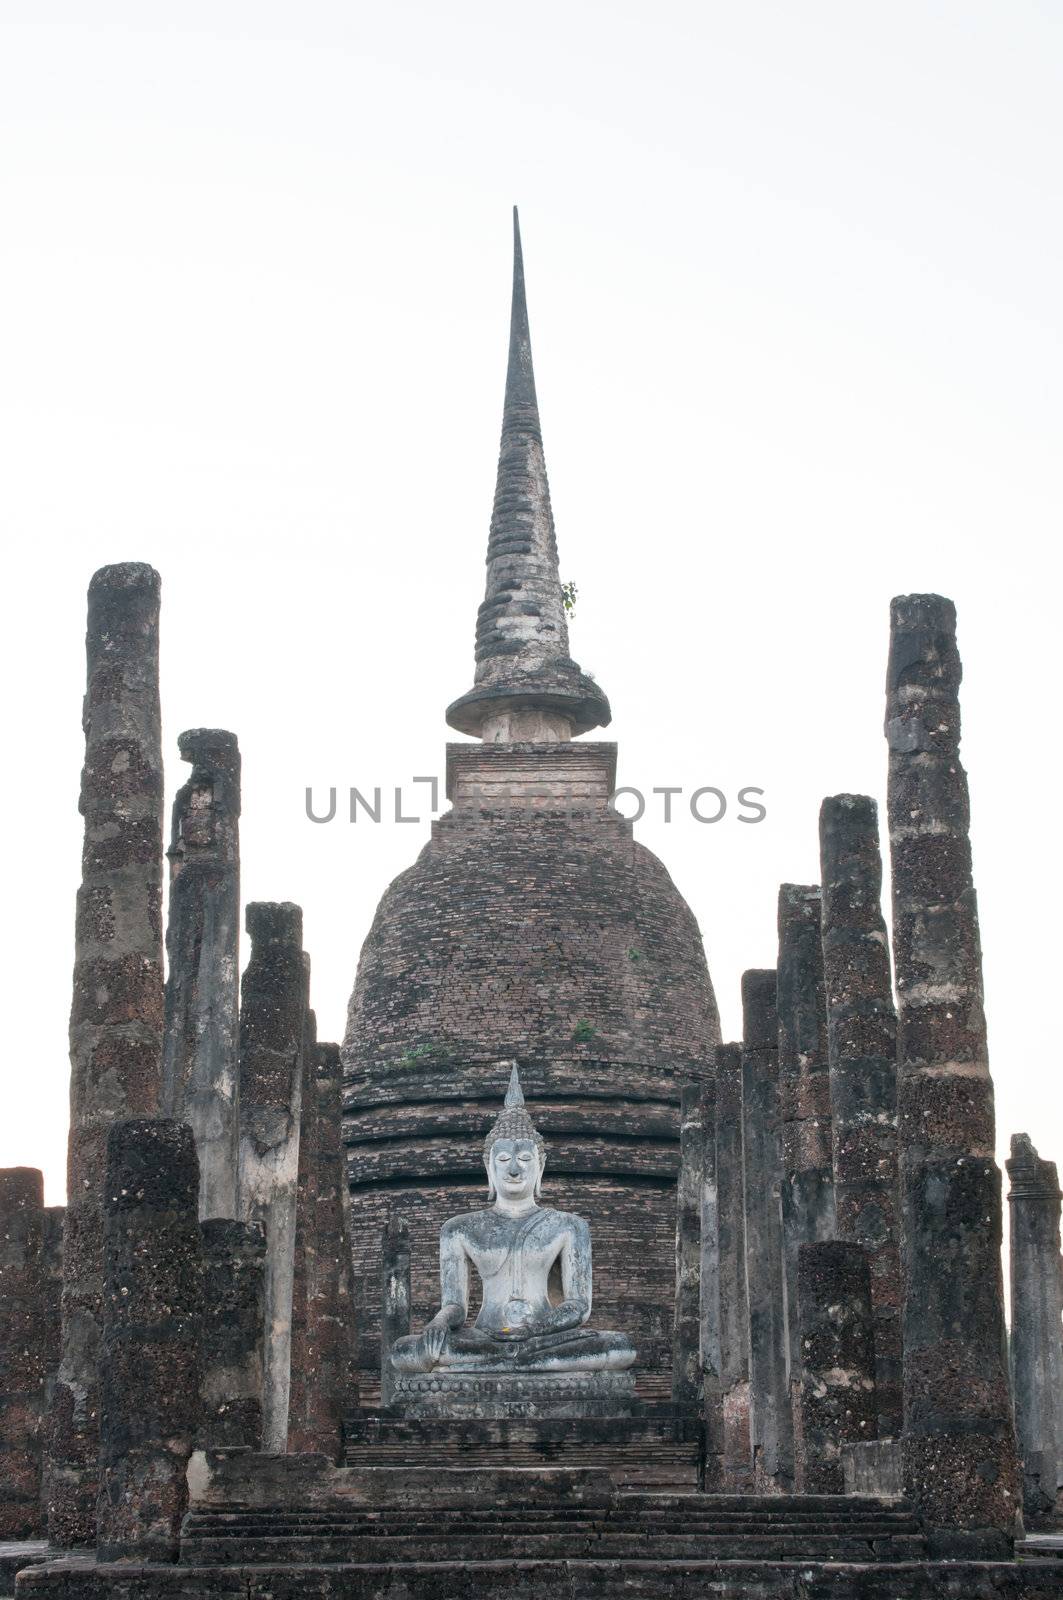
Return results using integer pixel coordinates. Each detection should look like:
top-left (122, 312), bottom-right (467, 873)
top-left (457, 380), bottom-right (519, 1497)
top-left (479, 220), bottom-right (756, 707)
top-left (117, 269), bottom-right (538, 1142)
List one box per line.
top-left (446, 209), bottom-right (611, 743)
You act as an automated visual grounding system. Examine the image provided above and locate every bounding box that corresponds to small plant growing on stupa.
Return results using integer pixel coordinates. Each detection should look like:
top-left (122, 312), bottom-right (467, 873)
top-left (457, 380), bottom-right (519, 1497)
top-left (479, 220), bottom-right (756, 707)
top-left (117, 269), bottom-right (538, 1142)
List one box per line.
top-left (399, 1042), bottom-right (451, 1068)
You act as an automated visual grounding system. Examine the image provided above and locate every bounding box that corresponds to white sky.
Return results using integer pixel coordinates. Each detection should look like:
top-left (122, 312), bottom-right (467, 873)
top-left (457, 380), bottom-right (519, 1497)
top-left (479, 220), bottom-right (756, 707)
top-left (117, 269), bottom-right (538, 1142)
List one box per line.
top-left (1, 2), bottom-right (1060, 1208)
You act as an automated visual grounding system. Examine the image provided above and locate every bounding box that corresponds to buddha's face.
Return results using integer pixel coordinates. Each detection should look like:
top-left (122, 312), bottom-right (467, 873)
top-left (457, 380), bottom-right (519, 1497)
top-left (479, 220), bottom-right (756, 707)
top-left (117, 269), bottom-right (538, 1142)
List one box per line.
top-left (487, 1138), bottom-right (541, 1203)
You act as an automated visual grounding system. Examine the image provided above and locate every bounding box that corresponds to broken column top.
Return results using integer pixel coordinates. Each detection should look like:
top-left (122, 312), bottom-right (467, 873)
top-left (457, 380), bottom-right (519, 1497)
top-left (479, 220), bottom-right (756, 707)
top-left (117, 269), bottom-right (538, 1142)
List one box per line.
top-left (776, 885), bottom-right (827, 1053)
top-left (885, 594), bottom-right (962, 739)
top-left (446, 209), bottom-right (611, 742)
top-left (177, 729), bottom-right (242, 802)
top-left (820, 792), bottom-right (879, 832)
top-left (0, 1167), bottom-right (45, 1211)
top-left (245, 901), bottom-right (303, 946)
top-left (741, 969), bottom-right (778, 1044)
top-left (105, 1118), bottom-right (199, 1214)
top-left (88, 561), bottom-right (160, 599)
top-left (819, 796), bottom-right (885, 899)
top-left (1007, 1133), bottom-right (1061, 1198)
top-left (86, 564), bottom-right (161, 650)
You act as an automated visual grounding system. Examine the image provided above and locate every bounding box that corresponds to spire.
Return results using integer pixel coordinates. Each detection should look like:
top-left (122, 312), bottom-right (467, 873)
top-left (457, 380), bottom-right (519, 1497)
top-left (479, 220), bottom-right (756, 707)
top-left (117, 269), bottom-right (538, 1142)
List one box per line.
top-left (446, 209), bottom-right (610, 742)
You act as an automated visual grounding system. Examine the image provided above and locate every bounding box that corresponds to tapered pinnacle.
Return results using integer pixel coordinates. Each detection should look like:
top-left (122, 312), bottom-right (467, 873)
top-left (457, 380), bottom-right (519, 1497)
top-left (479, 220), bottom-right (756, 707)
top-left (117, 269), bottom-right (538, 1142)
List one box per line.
top-left (446, 209), bottom-right (610, 741)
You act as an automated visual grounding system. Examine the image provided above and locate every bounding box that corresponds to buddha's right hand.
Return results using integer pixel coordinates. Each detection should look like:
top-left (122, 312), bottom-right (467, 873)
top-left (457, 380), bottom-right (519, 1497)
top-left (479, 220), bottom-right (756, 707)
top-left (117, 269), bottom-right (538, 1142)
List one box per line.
top-left (421, 1312), bottom-right (453, 1364)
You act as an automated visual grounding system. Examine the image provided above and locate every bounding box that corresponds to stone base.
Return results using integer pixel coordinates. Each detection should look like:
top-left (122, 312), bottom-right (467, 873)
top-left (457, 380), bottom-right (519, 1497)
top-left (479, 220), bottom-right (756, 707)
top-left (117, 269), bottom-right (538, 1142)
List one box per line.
top-left (388, 1368), bottom-right (636, 1418)
top-left (17, 1559), bottom-right (1063, 1599)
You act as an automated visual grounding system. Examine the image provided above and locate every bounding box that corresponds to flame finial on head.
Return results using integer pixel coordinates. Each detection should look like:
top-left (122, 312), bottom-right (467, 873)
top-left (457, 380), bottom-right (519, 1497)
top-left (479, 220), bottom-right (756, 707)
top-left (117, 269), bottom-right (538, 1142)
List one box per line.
top-left (483, 1063), bottom-right (546, 1163)
top-left (504, 1063), bottom-right (524, 1109)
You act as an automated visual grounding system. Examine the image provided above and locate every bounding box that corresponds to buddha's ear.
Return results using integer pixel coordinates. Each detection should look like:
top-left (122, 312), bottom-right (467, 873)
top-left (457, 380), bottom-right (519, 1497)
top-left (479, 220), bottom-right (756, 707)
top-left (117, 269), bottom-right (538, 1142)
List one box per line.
top-left (534, 1151), bottom-right (545, 1199)
top-left (485, 1154), bottom-right (496, 1200)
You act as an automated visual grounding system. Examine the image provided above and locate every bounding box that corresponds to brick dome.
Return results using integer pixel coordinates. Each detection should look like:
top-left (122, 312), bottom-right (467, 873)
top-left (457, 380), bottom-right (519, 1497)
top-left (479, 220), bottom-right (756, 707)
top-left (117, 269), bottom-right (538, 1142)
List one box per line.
top-left (343, 800), bottom-right (718, 1076)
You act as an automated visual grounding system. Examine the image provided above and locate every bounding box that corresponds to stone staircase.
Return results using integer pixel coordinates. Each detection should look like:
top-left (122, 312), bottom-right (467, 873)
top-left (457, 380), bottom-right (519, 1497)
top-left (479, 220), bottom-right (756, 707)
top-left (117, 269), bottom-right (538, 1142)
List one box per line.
top-left (343, 1410), bottom-right (702, 1487)
top-left (180, 1492), bottom-right (927, 1566)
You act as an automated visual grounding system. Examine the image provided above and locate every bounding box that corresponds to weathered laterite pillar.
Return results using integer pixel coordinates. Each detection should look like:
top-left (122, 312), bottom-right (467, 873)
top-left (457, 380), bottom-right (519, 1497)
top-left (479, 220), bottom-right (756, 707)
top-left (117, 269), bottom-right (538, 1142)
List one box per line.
top-left (886, 593), bottom-right (1019, 1556)
top-left (0, 1169), bottom-right (60, 1538)
top-left (741, 970), bottom-right (792, 1491)
top-left (319, 1043), bottom-right (358, 1426)
top-left (1007, 1134), bottom-right (1063, 1524)
top-left (819, 794), bottom-right (902, 1438)
top-left (288, 1006), bottom-right (319, 1452)
top-left (236, 902), bottom-right (308, 1454)
top-left (288, 1042), bottom-right (356, 1455)
top-left (715, 1043), bottom-right (753, 1488)
top-left (48, 562), bottom-right (164, 1547)
top-left (672, 1083), bottom-right (704, 1413)
top-left (793, 1241), bottom-right (877, 1492)
top-left (162, 728), bottom-right (241, 1222)
top-left (380, 1213), bottom-right (411, 1409)
top-left (199, 1219), bottom-right (265, 1449)
top-left (776, 885), bottom-right (836, 1400)
top-left (97, 1119), bottom-right (203, 1563)
top-left (698, 1074), bottom-right (725, 1491)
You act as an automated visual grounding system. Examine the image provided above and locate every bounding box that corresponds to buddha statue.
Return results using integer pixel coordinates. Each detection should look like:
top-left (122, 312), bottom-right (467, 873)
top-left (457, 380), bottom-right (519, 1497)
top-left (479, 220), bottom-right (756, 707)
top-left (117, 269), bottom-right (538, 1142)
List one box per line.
top-left (390, 1066), bottom-right (636, 1377)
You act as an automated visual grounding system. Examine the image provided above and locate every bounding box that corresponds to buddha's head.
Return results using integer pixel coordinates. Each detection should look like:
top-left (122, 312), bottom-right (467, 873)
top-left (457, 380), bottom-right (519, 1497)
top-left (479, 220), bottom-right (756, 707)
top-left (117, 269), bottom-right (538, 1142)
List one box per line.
top-left (484, 1065), bottom-right (546, 1201)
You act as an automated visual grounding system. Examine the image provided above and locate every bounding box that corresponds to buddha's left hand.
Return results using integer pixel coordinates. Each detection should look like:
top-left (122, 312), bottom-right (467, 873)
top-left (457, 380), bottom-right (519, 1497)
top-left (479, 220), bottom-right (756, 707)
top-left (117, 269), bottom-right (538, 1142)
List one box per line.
top-left (537, 1299), bottom-right (586, 1334)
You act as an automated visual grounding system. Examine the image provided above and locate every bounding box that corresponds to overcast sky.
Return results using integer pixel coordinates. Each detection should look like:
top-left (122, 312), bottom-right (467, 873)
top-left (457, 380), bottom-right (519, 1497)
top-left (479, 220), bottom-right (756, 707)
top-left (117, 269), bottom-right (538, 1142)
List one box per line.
top-left (1, 1), bottom-right (1060, 1206)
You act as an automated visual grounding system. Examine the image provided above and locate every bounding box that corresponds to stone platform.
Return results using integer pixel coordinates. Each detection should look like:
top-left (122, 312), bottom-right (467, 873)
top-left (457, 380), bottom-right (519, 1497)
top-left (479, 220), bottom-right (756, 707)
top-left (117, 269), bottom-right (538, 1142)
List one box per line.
top-left (16, 1551), bottom-right (1063, 1598)
top-left (346, 1410), bottom-right (702, 1487)
top-left (387, 1367), bottom-right (636, 1419)
top-left (12, 1457), bottom-right (1063, 1598)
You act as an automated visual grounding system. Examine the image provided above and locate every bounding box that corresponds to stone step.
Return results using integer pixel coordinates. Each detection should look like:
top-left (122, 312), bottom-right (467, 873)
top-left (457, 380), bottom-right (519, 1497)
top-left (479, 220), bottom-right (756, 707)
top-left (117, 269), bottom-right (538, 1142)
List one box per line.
top-left (343, 1455), bottom-right (700, 1484)
top-left (344, 1416), bottom-right (701, 1455)
top-left (183, 1510), bottom-right (922, 1532)
top-left (180, 1533), bottom-right (928, 1565)
top-left (182, 1524), bottom-right (923, 1548)
top-left (345, 1415), bottom-right (697, 1434)
top-left (187, 1494), bottom-right (916, 1520)
top-left (29, 1555), bottom-right (1063, 1600)
top-left (343, 1459), bottom-right (698, 1470)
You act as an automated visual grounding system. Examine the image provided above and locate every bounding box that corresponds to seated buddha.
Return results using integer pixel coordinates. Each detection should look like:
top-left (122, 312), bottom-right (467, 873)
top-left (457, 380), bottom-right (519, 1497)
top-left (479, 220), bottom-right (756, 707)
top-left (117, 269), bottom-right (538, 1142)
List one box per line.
top-left (390, 1066), bottom-right (636, 1375)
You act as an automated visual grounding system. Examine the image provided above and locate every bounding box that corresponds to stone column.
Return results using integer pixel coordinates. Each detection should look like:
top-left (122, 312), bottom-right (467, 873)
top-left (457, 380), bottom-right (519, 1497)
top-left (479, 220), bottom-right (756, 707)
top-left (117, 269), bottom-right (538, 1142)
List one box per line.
top-left (236, 902), bottom-right (308, 1454)
top-left (672, 1083), bottom-right (704, 1413)
top-left (162, 728), bottom-right (241, 1222)
top-left (741, 969), bottom-right (792, 1491)
top-left (97, 1119), bottom-right (203, 1563)
top-left (715, 1043), bottom-right (752, 1488)
top-left (380, 1213), bottom-right (410, 1409)
top-left (819, 794), bottom-right (902, 1438)
top-left (48, 562), bottom-right (164, 1547)
top-left (1007, 1133), bottom-right (1063, 1523)
top-left (698, 1075), bottom-right (725, 1490)
top-left (776, 884), bottom-right (836, 1399)
top-left (886, 593), bottom-right (1019, 1557)
top-left (288, 1005), bottom-right (319, 1453)
top-left (287, 1042), bottom-right (357, 1456)
top-left (199, 1219), bottom-right (265, 1449)
top-left (42, 1203), bottom-right (65, 1420)
top-left (793, 1241), bottom-right (877, 1493)
top-left (0, 1169), bottom-right (58, 1539)
top-left (319, 1044), bottom-right (358, 1425)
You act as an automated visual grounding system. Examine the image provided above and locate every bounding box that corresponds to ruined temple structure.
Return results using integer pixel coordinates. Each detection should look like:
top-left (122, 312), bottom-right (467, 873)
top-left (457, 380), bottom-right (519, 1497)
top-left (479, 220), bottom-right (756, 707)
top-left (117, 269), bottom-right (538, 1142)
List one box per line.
top-left (2, 210), bottom-right (1062, 1598)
